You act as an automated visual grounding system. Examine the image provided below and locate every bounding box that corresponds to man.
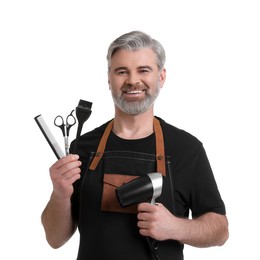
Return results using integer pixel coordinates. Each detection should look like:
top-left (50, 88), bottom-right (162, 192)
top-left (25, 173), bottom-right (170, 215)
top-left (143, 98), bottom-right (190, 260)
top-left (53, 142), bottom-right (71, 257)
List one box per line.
top-left (41, 31), bottom-right (229, 259)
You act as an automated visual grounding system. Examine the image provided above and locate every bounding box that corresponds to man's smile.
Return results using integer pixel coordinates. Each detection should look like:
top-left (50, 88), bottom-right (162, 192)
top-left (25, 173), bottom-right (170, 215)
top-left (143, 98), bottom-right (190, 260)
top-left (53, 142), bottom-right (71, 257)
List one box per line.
top-left (124, 89), bottom-right (145, 95)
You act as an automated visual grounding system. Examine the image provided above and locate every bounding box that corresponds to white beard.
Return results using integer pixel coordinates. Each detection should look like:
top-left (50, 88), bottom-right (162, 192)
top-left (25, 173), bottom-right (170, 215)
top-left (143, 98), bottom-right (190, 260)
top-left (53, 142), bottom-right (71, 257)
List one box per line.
top-left (111, 84), bottom-right (160, 115)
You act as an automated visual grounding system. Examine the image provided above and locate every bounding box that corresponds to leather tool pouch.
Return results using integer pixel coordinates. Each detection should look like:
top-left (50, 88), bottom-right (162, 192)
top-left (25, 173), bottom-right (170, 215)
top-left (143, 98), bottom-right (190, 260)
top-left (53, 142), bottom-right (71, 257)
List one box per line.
top-left (101, 173), bottom-right (138, 214)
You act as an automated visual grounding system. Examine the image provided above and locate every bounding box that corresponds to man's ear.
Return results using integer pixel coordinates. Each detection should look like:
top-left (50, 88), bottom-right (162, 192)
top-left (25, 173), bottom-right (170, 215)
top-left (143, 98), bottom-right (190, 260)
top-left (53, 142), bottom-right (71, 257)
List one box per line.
top-left (159, 68), bottom-right (166, 88)
top-left (108, 71), bottom-right (111, 89)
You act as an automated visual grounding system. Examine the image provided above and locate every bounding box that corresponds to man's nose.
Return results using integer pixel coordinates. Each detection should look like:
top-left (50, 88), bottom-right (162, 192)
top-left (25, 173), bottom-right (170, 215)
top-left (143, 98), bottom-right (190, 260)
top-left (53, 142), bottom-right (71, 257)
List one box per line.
top-left (125, 73), bottom-right (141, 85)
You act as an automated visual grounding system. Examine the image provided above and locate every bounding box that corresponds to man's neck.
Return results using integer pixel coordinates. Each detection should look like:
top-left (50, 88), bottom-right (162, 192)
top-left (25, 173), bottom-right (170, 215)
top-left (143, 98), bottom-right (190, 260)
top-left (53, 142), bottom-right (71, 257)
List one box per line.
top-left (113, 108), bottom-right (154, 140)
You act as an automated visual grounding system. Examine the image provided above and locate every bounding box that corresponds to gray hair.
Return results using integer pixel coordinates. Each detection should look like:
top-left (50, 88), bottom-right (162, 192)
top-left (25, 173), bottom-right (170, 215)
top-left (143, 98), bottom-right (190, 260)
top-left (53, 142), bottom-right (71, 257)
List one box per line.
top-left (106, 31), bottom-right (166, 71)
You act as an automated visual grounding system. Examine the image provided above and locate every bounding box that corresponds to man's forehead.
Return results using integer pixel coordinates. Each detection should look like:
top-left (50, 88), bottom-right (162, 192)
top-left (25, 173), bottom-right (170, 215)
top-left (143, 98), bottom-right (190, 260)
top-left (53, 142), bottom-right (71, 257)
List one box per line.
top-left (110, 48), bottom-right (157, 67)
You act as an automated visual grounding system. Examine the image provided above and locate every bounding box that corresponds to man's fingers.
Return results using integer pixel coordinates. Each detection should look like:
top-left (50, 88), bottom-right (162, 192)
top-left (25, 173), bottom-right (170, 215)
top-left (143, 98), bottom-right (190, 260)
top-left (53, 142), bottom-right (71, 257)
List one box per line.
top-left (50, 154), bottom-right (80, 171)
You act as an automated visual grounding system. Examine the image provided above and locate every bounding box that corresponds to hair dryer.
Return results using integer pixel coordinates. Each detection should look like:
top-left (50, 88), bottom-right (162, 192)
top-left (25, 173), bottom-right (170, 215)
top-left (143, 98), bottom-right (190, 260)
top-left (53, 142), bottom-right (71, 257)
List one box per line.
top-left (115, 172), bottom-right (163, 260)
top-left (115, 172), bottom-right (163, 207)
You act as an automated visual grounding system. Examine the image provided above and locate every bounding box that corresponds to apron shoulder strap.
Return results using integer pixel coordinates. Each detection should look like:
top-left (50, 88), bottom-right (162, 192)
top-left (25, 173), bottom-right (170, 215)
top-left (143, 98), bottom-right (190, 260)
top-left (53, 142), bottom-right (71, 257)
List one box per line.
top-left (89, 118), bottom-right (166, 176)
top-left (153, 117), bottom-right (166, 176)
top-left (88, 120), bottom-right (114, 171)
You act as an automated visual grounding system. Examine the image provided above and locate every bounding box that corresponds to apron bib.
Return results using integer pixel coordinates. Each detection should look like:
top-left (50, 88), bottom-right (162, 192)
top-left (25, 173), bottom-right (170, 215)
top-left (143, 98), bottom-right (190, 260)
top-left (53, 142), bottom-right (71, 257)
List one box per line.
top-left (87, 117), bottom-right (172, 214)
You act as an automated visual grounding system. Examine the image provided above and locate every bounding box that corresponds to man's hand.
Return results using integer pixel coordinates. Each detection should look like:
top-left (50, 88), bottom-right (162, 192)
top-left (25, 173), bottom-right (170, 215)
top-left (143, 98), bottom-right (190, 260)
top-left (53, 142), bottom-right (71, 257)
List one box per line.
top-left (49, 154), bottom-right (81, 200)
top-left (137, 202), bottom-right (229, 247)
top-left (137, 202), bottom-right (175, 241)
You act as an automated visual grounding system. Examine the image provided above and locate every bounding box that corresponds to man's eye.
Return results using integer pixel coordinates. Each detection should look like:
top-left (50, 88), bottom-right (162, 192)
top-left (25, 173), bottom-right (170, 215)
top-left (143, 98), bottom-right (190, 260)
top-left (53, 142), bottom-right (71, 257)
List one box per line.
top-left (139, 67), bottom-right (151, 73)
top-left (139, 69), bottom-right (149, 73)
top-left (117, 70), bottom-right (127, 75)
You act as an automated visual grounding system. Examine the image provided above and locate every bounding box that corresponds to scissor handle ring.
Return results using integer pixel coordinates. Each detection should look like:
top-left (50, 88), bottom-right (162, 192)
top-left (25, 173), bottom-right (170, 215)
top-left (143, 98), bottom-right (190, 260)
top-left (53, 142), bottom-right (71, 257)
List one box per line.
top-left (66, 110), bottom-right (76, 127)
top-left (54, 115), bottom-right (65, 127)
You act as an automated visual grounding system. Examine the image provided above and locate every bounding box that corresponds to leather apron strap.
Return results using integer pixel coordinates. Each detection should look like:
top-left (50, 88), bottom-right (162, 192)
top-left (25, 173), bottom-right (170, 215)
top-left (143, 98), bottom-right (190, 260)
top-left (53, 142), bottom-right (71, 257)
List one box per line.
top-left (153, 117), bottom-right (166, 176)
top-left (88, 120), bottom-right (114, 171)
top-left (89, 117), bottom-right (166, 176)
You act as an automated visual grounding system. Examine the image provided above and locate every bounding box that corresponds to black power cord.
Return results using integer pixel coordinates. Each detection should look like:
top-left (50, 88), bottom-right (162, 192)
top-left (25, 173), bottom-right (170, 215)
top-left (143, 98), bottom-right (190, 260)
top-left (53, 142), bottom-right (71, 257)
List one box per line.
top-left (146, 237), bottom-right (160, 260)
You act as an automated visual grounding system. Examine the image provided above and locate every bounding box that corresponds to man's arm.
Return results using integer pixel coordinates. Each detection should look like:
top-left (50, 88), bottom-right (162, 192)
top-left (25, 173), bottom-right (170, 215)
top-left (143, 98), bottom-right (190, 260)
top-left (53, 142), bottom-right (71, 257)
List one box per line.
top-left (137, 203), bottom-right (229, 247)
top-left (175, 211), bottom-right (229, 247)
top-left (41, 155), bottom-right (81, 248)
top-left (41, 193), bottom-right (77, 248)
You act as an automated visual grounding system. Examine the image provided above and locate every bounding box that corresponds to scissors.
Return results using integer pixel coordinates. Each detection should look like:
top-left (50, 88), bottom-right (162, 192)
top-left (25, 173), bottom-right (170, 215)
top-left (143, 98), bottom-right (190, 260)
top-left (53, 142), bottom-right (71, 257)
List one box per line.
top-left (54, 110), bottom-right (76, 155)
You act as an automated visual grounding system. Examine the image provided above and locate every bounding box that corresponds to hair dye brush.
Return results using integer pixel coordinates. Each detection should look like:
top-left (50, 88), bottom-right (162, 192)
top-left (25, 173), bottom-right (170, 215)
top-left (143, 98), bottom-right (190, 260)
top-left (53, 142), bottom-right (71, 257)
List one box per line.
top-left (71, 99), bottom-right (92, 153)
top-left (75, 99), bottom-right (92, 138)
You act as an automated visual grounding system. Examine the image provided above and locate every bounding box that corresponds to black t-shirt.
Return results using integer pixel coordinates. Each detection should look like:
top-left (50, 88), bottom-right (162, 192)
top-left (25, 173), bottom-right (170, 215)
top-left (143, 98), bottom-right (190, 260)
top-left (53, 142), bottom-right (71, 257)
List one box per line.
top-left (70, 117), bottom-right (226, 259)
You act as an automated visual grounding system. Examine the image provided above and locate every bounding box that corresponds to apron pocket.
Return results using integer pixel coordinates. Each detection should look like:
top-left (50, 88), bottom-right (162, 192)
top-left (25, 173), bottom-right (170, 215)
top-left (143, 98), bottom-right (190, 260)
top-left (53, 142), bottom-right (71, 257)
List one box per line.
top-left (101, 173), bottom-right (139, 214)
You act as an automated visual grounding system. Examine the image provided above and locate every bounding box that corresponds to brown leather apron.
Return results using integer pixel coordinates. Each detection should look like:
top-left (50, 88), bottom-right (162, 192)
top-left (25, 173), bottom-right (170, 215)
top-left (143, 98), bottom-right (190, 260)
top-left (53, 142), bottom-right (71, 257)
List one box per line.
top-left (88, 117), bottom-right (167, 214)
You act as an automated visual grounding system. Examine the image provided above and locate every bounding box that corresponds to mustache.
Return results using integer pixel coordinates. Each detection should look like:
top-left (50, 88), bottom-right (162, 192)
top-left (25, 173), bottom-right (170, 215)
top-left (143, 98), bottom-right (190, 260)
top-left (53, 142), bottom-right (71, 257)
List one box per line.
top-left (121, 84), bottom-right (148, 92)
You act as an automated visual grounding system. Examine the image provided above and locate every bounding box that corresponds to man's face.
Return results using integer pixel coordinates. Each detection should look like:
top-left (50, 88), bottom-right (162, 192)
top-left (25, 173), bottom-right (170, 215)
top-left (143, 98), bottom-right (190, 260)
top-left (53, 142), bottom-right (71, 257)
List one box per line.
top-left (108, 48), bottom-right (166, 115)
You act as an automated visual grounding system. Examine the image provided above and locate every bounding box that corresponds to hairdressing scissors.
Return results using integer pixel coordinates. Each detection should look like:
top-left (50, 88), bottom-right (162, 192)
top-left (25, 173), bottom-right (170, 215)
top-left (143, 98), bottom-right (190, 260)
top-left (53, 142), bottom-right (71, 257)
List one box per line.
top-left (54, 110), bottom-right (76, 155)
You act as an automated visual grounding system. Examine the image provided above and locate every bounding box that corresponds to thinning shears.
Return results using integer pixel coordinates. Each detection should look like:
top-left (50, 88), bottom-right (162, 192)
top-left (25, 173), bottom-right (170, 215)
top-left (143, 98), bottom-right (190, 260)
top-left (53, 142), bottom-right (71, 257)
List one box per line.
top-left (54, 110), bottom-right (76, 155)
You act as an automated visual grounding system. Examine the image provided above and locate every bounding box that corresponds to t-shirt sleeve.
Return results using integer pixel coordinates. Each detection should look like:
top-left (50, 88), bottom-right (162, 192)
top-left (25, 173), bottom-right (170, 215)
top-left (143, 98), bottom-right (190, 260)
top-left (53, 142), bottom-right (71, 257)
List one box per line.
top-left (190, 145), bottom-right (226, 218)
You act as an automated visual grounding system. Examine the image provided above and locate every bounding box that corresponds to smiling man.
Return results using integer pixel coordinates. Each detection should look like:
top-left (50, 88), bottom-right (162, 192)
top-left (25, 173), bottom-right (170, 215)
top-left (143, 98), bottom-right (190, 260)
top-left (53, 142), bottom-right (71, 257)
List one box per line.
top-left (109, 47), bottom-right (165, 117)
top-left (41, 31), bottom-right (229, 260)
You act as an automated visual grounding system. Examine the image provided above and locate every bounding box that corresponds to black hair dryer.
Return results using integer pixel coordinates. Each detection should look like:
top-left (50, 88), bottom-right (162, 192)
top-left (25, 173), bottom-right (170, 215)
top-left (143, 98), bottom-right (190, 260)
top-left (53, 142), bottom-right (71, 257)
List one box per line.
top-left (115, 172), bottom-right (163, 207)
top-left (116, 172), bottom-right (163, 260)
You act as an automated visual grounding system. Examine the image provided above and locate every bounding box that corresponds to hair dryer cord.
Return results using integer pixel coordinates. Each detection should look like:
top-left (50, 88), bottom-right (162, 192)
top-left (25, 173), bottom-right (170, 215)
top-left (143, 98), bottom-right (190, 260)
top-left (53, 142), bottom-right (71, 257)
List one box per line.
top-left (146, 237), bottom-right (160, 260)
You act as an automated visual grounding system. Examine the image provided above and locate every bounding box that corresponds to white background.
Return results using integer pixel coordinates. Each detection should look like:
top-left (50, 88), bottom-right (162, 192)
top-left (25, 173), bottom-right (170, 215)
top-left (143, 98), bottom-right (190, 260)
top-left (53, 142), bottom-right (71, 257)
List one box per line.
top-left (1, 0), bottom-right (259, 259)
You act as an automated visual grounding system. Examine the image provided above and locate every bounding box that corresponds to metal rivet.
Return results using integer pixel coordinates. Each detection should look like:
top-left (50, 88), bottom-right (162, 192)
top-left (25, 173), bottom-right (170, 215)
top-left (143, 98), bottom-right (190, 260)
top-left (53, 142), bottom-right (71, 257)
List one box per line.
top-left (157, 155), bottom-right (163, 160)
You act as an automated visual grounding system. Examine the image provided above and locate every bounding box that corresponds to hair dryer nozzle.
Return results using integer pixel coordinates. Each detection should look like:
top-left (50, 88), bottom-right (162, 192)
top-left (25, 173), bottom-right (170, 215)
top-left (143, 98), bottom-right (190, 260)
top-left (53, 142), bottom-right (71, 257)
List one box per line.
top-left (115, 172), bottom-right (163, 207)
